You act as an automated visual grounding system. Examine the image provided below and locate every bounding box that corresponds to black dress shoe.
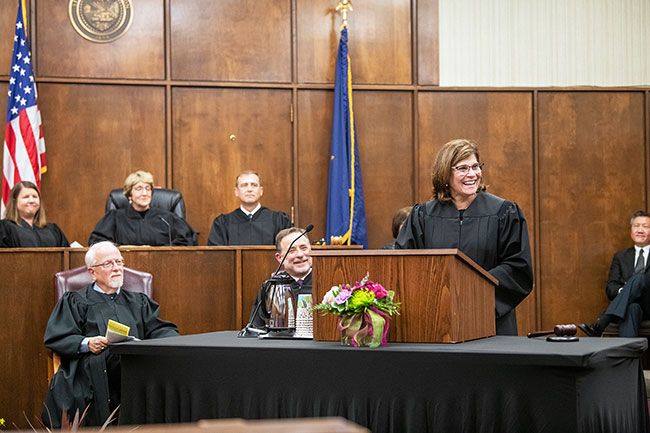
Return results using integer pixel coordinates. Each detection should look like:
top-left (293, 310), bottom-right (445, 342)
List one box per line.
top-left (578, 323), bottom-right (603, 337)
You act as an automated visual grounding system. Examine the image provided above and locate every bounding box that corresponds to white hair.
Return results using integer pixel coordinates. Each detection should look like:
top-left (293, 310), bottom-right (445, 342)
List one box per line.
top-left (85, 241), bottom-right (118, 267)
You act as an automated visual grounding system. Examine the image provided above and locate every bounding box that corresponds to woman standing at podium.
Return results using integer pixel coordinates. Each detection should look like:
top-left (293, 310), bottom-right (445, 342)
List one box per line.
top-left (395, 139), bottom-right (533, 335)
top-left (0, 181), bottom-right (69, 247)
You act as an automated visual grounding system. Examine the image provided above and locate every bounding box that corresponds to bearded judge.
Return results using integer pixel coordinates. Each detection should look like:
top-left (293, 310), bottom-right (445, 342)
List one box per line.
top-left (42, 241), bottom-right (179, 427)
top-left (395, 139), bottom-right (533, 335)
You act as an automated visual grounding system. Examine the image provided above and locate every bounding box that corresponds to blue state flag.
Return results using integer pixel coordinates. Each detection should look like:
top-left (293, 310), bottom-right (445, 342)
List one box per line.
top-left (326, 26), bottom-right (368, 248)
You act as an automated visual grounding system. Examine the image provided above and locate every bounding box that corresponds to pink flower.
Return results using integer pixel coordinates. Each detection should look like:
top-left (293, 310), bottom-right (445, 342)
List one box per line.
top-left (335, 288), bottom-right (352, 304)
top-left (366, 281), bottom-right (388, 299)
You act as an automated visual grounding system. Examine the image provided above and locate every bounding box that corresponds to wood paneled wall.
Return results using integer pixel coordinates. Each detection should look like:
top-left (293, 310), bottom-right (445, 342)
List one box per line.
top-left (0, 1), bottom-right (648, 357)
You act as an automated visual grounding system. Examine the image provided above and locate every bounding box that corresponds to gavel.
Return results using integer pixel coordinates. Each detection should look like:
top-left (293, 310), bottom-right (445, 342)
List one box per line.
top-left (527, 324), bottom-right (578, 341)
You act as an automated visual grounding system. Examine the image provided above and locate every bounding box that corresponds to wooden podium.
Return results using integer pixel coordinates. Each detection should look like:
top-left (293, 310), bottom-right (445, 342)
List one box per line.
top-left (311, 249), bottom-right (498, 343)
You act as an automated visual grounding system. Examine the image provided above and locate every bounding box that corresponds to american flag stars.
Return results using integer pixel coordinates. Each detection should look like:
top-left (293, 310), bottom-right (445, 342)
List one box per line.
top-left (2, 0), bottom-right (47, 213)
top-left (7, 15), bottom-right (36, 123)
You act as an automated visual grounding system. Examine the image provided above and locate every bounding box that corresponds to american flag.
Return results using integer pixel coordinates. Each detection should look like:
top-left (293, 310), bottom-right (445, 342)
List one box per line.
top-left (1, 0), bottom-right (46, 216)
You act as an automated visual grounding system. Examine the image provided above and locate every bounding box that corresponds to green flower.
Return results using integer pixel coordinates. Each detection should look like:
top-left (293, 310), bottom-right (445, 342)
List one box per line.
top-left (348, 289), bottom-right (375, 311)
top-left (0, 418), bottom-right (5, 427)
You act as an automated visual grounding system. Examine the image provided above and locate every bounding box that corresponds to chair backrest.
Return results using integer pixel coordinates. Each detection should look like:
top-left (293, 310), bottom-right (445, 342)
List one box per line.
top-left (54, 265), bottom-right (154, 300)
top-left (105, 187), bottom-right (187, 220)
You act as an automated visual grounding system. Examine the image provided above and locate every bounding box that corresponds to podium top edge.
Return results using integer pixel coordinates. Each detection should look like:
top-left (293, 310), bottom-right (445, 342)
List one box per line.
top-left (310, 249), bottom-right (498, 285)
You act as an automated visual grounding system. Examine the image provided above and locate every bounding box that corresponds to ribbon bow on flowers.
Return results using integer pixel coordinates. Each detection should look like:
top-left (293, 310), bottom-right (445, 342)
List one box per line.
top-left (314, 273), bottom-right (400, 348)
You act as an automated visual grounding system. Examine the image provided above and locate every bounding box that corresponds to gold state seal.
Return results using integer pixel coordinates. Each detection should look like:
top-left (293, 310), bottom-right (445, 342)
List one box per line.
top-left (68, 0), bottom-right (133, 43)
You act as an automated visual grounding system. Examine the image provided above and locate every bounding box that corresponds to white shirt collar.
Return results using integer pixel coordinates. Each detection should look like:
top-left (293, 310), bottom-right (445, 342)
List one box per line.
top-left (92, 282), bottom-right (121, 295)
top-left (240, 203), bottom-right (261, 216)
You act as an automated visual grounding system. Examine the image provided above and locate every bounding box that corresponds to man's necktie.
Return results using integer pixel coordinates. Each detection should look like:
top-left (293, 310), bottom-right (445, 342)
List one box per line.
top-left (635, 249), bottom-right (645, 274)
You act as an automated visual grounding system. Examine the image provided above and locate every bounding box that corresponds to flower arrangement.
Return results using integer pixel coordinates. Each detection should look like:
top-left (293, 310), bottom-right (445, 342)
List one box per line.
top-left (314, 273), bottom-right (400, 348)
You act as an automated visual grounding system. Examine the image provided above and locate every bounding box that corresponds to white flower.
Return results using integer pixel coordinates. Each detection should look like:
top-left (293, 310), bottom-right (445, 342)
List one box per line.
top-left (322, 286), bottom-right (339, 305)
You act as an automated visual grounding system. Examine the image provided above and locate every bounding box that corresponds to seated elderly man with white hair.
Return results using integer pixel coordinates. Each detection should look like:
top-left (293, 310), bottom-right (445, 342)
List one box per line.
top-left (42, 241), bottom-right (178, 428)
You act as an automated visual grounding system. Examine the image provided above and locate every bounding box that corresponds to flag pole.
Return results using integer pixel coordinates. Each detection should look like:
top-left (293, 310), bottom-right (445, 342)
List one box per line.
top-left (335, 0), bottom-right (355, 246)
top-left (327, 0), bottom-right (367, 248)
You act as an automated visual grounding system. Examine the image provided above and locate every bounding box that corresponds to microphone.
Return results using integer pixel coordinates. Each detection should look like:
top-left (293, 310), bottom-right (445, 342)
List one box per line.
top-left (159, 217), bottom-right (172, 246)
top-left (238, 224), bottom-right (313, 338)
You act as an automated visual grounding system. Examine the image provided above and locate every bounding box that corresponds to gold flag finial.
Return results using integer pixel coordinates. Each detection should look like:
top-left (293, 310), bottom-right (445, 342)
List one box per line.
top-left (336, 0), bottom-right (353, 27)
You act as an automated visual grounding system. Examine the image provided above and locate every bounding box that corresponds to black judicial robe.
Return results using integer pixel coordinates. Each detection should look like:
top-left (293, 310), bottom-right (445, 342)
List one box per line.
top-left (248, 271), bottom-right (312, 329)
top-left (395, 192), bottom-right (533, 335)
top-left (207, 207), bottom-right (292, 246)
top-left (88, 206), bottom-right (196, 246)
top-left (43, 285), bottom-right (178, 427)
top-left (0, 218), bottom-right (69, 247)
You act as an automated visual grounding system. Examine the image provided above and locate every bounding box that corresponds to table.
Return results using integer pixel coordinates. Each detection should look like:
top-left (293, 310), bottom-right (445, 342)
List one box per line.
top-left (113, 332), bottom-right (649, 433)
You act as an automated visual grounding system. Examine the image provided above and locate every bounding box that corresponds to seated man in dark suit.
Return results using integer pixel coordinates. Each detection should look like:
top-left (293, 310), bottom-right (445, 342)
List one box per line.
top-left (579, 210), bottom-right (650, 337)
top-left (43, 241), bottom-right (179, 428)
top-left (247, 227), bottom-right (313, 330)
top-left (208, 170), bottom-right (292, 245)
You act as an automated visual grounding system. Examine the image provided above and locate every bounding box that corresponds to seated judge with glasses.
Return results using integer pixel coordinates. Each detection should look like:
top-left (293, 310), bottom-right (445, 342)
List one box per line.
top-left (395, 138), bottom-right (533, 336)
top-left (43, 241), bottom-right (179, 428)
top-left (89, 170), bottom-right (196, 246)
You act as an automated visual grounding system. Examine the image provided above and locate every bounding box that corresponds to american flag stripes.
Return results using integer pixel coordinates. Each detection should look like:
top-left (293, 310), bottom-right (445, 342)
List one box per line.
top-left (1, 0), bottom-right (46, 216)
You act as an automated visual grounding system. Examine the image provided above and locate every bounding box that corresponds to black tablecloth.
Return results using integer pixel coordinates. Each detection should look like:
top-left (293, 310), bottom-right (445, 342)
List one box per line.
top-left (113, 332), bottom-right (649, 433)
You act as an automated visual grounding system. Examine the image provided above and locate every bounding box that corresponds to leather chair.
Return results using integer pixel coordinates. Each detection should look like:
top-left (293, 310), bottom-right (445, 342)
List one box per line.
top-left (105, 187), bottom-right (187, 220)
top-left (48, 265), bottom-right (154, 378)
top-left (54, 265), bottom-right (153, 300)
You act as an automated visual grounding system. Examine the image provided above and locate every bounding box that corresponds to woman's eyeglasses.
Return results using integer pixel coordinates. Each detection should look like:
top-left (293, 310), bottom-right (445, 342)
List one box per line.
top-left (452, 162), bottom-right (484, 175)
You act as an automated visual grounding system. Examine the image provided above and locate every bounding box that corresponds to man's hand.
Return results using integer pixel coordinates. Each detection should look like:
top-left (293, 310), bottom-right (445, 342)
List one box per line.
top-left (88, 336), bottom-right (109, 354)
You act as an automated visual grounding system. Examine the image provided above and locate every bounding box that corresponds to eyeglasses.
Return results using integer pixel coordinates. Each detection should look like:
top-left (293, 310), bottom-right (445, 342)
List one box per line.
top-left (90, 259), bottom-right (125, 269)
top-left (452, 162), bottom-right (484, 175)
top-left (132, 185), bottom-right (152, 193)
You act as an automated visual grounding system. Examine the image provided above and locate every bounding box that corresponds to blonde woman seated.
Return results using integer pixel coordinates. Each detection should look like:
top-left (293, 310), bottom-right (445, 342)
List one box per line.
top-left (88, 170), bottom-right (196, 246)
top-left (0, 181), bottom-right (69, 247)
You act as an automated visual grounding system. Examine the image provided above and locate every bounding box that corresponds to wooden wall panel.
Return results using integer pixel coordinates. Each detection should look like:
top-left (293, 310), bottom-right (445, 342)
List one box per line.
top-left (37, 84), bottom-right (166, 245)
top-left (354, 91), bottom-right (414, 248)
top-left (297, 0), bottom-right (412, 84)
top-left (0, 250), bottom-right (62, 430)
top-left (0, 1), bottom-right (17, 76)
top-left (417, 91), bottom-right (535, 332)
top-left (538, 92), bottom-right (645, 329)
top-left (172, 88), bottom-right (293, 242)
top-left (36, 0), bottom-right (164, 79)
top-left (417, 0), bottom-right (439, 84)
top-left (171, 0), bottom-right (291, 82)
top-left (297, 90), bottom-right (331, 241)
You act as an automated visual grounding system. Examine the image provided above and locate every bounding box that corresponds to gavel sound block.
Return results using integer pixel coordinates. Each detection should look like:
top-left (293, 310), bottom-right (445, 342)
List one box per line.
top-left (527, 324), bottom-right (579, 342)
